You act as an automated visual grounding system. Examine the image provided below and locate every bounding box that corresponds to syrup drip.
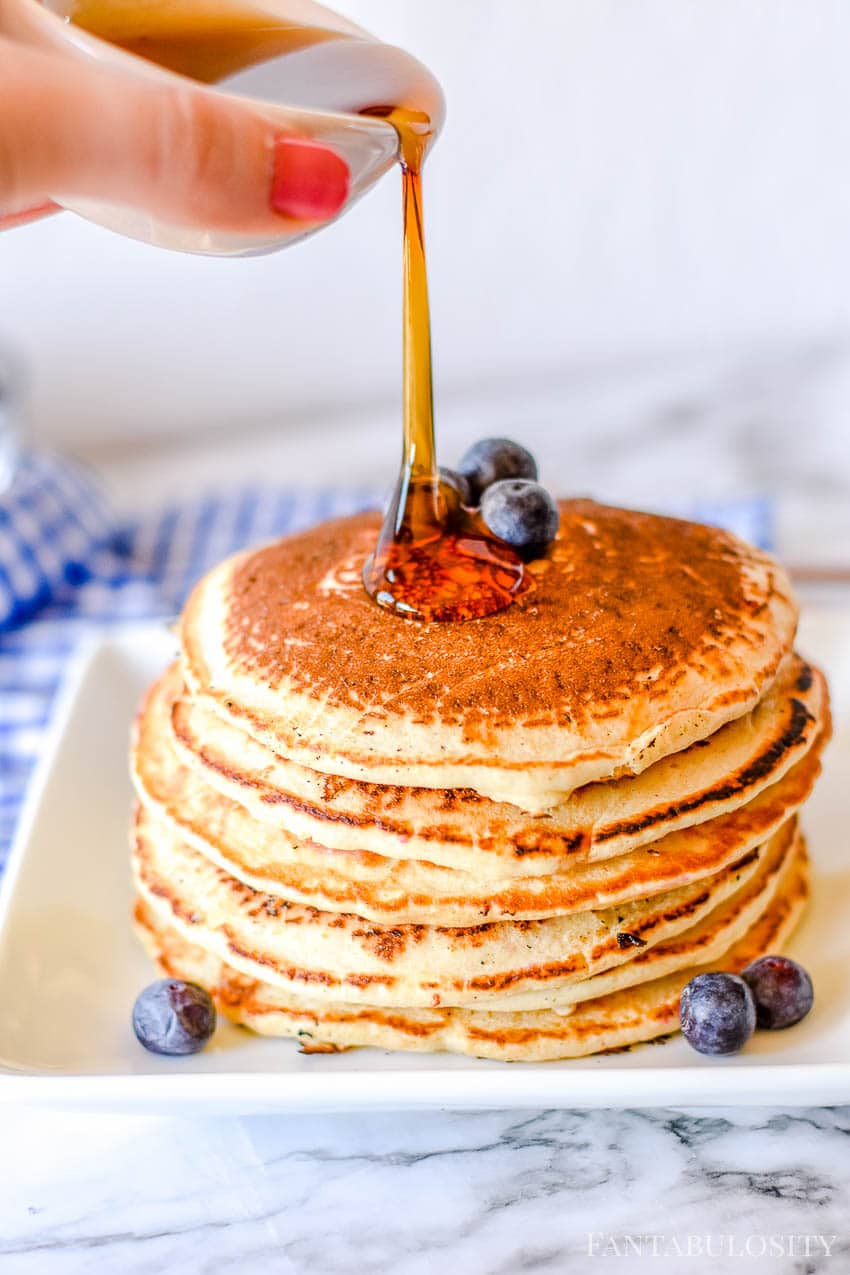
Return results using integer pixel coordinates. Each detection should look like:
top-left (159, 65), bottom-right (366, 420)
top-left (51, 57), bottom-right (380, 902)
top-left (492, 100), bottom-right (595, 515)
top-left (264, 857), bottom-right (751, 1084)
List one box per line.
top-left (361, 110), bottom-right (525, 623)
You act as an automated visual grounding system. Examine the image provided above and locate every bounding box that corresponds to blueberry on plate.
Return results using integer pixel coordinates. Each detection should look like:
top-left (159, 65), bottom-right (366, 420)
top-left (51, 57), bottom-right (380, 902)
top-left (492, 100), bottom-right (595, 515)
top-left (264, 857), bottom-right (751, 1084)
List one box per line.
top-left (480, 478), bottom-right (560, 557)
top-left (132, 979), bottom-right (216, 1055)
top-left (680, 972), bottom-right (756, 1056)
top-left (457, 438), bottom-right (538, 504)
top-left (742, 955), bottom-right (814, 1030)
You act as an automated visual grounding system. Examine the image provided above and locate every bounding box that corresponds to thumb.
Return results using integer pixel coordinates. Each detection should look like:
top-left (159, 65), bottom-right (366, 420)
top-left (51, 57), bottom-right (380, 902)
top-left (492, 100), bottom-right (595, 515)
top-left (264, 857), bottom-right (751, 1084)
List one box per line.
top-left (0, 37), bottom-right (350, 235)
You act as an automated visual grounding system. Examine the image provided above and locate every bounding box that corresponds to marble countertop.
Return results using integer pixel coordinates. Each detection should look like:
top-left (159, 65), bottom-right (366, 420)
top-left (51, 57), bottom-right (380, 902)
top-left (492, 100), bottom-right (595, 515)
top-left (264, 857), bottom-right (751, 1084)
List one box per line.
top-left (4, 1105), bottom-right (849, 1272)
top-left (5, 344), bottom-right (850, 1272)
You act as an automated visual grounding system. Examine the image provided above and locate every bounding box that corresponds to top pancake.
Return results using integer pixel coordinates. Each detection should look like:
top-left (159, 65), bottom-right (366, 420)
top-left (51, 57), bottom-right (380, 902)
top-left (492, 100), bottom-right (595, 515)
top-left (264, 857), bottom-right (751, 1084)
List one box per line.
top-left (181, 500), bottom-right (798, 809)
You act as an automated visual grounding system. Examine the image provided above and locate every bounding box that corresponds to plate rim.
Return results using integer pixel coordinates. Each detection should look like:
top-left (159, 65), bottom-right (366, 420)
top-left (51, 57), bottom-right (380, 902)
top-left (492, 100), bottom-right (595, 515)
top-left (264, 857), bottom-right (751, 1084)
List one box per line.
top-left (3, 1061), bottom-right (850, 1112)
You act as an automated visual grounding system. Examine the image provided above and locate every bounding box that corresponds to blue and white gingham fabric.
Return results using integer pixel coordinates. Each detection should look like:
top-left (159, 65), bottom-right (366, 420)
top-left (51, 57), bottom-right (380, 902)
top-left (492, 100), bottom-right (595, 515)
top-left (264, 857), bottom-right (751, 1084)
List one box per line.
top-left (0, 456), bottom-right (774, 873)
top-left (0, 450), bottom-right (113, 630)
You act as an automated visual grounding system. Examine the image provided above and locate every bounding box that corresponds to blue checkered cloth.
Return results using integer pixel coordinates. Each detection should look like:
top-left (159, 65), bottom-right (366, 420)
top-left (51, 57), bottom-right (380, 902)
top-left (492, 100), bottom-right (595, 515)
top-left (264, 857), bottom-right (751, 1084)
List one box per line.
top-left (0, 450), bottom-right (113, 630)
top-left (0, 450), bottom-right (774, 872)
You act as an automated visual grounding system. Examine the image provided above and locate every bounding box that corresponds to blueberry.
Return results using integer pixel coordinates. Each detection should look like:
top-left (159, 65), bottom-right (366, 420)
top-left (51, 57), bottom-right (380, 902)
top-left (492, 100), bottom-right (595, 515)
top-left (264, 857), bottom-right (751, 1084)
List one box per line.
top-left (742, 955), bottom-right (814, 1030)
top-left (679, 972), bottom-right (756, 1055)
top-left (457, 438), bottom-right (538, 504)
top-left (132, 979), bottom-right (216, 1055)
top-left (439, 466), bottom-right (472, 506)
top-left (480, 479), bottom-right (560, 557)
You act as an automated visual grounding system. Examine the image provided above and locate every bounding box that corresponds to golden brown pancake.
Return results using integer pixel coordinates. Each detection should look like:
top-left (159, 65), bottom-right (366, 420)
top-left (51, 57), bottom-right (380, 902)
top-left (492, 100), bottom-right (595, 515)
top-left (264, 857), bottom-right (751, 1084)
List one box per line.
top-left (166, 655), bottom-right (827, 876)
top-left (505, 823), bottom-right (797, 1011)
top-left (180, 501), bottom-right (798, 809)
top-left (132, 666), bottom-right (822, 925)
top-left (133, 832), bottom-right (809, 1061)
top-left (131, 806), bottom-right (797, 1008)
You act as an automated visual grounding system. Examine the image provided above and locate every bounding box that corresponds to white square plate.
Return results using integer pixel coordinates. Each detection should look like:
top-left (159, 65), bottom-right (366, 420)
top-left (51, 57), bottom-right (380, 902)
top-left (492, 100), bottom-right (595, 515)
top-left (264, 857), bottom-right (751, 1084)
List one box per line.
top-left (1, 611), bottom-right (849, 1113)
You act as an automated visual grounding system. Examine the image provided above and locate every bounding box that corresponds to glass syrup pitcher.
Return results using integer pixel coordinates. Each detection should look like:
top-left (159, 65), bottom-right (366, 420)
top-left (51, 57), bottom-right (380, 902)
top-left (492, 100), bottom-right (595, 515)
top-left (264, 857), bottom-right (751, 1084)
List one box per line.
top-left (4, 0), bottom-right (444, 254)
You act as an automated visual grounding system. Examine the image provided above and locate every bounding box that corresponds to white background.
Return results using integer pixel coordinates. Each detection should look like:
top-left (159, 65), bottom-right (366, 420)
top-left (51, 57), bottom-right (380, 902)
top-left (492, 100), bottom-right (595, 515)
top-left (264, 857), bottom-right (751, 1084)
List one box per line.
top-left (4, 0), bottom-right (850, 467)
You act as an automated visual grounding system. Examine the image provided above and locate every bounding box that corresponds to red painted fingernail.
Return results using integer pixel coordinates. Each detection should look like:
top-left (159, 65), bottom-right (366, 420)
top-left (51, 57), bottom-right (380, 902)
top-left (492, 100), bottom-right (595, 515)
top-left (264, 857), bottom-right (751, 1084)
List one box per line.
top-left (270, 137), bottom-right (350, 220)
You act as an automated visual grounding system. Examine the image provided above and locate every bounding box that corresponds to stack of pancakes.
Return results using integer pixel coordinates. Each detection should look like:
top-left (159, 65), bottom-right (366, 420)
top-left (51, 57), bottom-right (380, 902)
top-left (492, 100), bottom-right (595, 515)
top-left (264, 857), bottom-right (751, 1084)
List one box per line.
top-left (131, 500), bottom-right (830, 1061)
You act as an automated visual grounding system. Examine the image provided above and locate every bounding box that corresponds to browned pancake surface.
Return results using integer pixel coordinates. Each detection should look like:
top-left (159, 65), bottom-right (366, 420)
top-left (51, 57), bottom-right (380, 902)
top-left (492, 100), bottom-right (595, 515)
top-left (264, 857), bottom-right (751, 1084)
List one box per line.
top-left (217, 501), bottom-right (790, 743)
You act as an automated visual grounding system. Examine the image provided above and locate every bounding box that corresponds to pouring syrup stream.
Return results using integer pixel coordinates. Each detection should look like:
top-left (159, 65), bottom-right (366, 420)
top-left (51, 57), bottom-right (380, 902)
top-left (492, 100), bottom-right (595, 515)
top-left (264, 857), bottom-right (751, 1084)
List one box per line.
top-left (361, 109), bottom-right (526, 622)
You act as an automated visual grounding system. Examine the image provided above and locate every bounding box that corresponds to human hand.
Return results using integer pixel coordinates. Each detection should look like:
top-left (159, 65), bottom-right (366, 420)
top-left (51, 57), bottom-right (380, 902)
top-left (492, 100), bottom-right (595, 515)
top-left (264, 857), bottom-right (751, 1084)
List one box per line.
top-left (0, 26), bottom-right (350, 234)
